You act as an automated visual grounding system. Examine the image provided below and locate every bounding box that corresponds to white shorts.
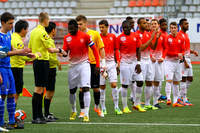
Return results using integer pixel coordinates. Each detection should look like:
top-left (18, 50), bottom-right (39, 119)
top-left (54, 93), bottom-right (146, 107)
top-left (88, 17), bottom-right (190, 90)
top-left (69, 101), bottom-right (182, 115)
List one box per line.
top-left (100, 61), bottom-right (117, 85)
top-left (141, 59), bottom-right (153, 81)
top-left (68, 62), bottom-right (91, 89)
top-left (120, 62), bottom-right (143, 85)
top-left (165, 60), bottom-right (182, 81)
top-left (181, 58), bottom-right (193, 77)
top-left (152, 61), bottom-right (164, 81)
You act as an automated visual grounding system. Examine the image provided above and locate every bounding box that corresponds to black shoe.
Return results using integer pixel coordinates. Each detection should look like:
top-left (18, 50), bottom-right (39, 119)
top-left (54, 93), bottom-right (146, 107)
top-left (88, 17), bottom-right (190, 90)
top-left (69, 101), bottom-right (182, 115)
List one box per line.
top-left (15, 121), bottom-right (24, 129)
top-left (45, 113), bottom-right (58, 122)
top-left (32, 118), bottom-right (46, 124)
top-left (154, 104), bottom-right (162, 109)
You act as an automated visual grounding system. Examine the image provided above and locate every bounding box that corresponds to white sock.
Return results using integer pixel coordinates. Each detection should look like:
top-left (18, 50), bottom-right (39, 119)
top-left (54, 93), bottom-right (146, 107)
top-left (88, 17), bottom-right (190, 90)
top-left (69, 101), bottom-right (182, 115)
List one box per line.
top-left (69, 93), bottom-right (76, 112)
top-left (186, 81), bottom-right (191, 100)
top-left (135, 86), bottom-right (142, 106)
top-left (165, 82), bottom-right (172, 100)
top-left (121, 87), bottom-right (128, 109)
top-left (100, 89), bottom-right (106, 110)
top-left (84, 91), bottom-right (91, 117)
top-left (112, 87), bottom-right (119, 109)
top-left (130, 82), bottom-right (136, 102)
top-left (145, 86), bottom-right (152, 106)
top-left (180, 82), bottom-right (187, 102)
top-left (172, 84), bottom-right (179, 104)
top-left (159, 81), bottom-right (162, 97)
top-left (153, 86), bottom-right (160, 105)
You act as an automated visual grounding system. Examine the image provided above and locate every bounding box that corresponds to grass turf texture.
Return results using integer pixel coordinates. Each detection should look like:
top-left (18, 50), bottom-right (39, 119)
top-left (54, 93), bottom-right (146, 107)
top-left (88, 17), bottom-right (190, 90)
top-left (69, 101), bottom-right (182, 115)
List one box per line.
top-left (7, 65), bottom-right (200, 133)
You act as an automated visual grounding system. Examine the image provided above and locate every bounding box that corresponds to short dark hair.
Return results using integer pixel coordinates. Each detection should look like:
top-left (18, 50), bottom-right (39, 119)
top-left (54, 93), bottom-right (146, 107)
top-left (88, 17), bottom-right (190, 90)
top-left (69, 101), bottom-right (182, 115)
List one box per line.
top-left (159, 18), bottom-right (167, 25)
top-left (126, 16), bottom-right (133, 21)
top-left (170, 22), bottom-right (177, 27)
top-left (137, 17), bottom-right (145, 24)
top-left (0, 12), bottom-right (14, 23)
top-left (151, 19), bottom-right (159, 24)
top-left (179, 18), bottom-right (187, 26)
top-left (122, 20), bottom-right (130, 27)
top-left (68, 19), bottom-right (78, 28)
top-left (99, 19), bottom-right (109, 27)
top-left (45, 21), bottom-right (56, 34)
top-left (76, 15), bottom-right (87, 22)
top-left (15, 20), bottom-right (29, 33)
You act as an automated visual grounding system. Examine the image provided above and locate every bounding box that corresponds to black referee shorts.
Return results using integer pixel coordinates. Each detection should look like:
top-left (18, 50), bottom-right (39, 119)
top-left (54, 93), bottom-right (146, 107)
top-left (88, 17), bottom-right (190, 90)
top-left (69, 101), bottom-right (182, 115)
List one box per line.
top-left (33, 60), bottom-right (49, 87)
top-left (11, 67), bottom-right (23, 94)
top-left (90, 64), bottom-right (100, 88)
top-left (46, 68), bottom-right (57, 91)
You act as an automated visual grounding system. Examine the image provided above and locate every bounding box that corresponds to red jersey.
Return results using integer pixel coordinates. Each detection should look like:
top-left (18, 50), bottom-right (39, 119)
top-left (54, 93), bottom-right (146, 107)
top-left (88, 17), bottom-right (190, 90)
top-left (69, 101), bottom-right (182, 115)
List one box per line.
top-left (166, 33), bottom-right (185, 60)
top-left (63, 31), bottom-right (94, 65)
top-left (135, 30), bottom-right (151, 59)
top-left (178, 30), bottom-right (190, 58)
top-left (116, 32), bottom-right (141, 63)
top-left (100, 33), bottom-right (118, 62)
top-left (151, 30), bottom-right (168, 59)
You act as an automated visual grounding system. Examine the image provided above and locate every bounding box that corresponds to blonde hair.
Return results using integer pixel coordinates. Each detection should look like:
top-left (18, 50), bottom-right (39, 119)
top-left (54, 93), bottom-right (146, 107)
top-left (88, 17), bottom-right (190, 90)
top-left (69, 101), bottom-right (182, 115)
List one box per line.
top-left (39, 12), bottom-right (49, 23)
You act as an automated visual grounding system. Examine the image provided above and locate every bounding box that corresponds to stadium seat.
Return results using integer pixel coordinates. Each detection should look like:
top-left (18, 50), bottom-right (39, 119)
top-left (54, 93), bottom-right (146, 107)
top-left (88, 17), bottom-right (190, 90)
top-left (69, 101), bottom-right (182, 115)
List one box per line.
top-left (185, 0), bottom-right (193, 5)
top-left (36, 8), bottom-right (43, 15)
top-left (167, 0), bottom-right (174, 5)
top-left (6, 9), bottom-right (12, 14)
top-left (185, 13), bottom-right (193, 18)
top-left (55, 1), bottom-right (62, 8)
top-left (144, 0), bottom-right (151, 7)
top-left (21, 8), bottom-right (28, 16)
top-left (152, 0), bottom-right (159, 6)
top-left (133, 7), bottom-right (140, 13)
top-left (70, 1), bottom-right (77, 8)
top-left (58, 8), bottom-right (65, 15)
top-left (63, 1), bottom-right (69, 7)
top-left (140, 7), bottom-right (147, 13)
top-left (159, 0), bottom-right (166, 6)
top-left (0, 2), bottom-right (3, 9)
top-left (177, 13), bottom-right (185, 18)
top-left (33, 1), bottom-right (39, 8)
top-left (66, 8), bottom-right (72, 15)
top-left (125, 7), bottom-right (132, 14)
top-left (193, 12), bottom-right (200, 17)
top-left (148, 6), bottom-right (155, 13)
top-left (41, 1), bottom-right (47, 8)
top-left (193, 0), bottom-right (200, 5)
top-left (114, 1), bottom-right (121, 7)
top-left (129, 0), bottom-right (136, 7)
top-left (18, 1), bottom-right (25, 8)
top-left (13, 9), bottom-right (20, 15)
top-left (155, 6), bottom-right (162, 13)
top-left (137, 0), bottom-right (144, 7)
top-left (175, 0), bottom-right (183, 5)
top-left (121, 0), bottom-right (129, 7)
top-left (4, 1), bottom-right (10, 8)
top-left (48, 1), bottom-right (54, 8)
top-left (197, 6), bottom-right (200, 12)
top-left (50, 8), bottom-right (57, 15)
top-left (28, 8), bottom-right (35, 15)
top-left (43, 8), bottom-right (50, 14)
top-left (109, 8), bottom-right (116, 14)
top-left (167, 6), bottom-right (175, 12)
top-left (189, 6), bottom-right (196, 12)
top-left (117, 7), bottom-right (124, 14)
top-left (181, 6), bottom-right (188, 12)
top-left (0, 9), bottom-right (6, 14)
top-left (11, 1), bottom-right (17, 9)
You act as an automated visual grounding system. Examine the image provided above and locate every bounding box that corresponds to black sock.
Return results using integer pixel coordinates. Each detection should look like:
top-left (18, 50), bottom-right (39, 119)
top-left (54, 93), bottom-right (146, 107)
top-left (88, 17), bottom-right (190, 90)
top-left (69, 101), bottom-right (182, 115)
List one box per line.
top-left (94, 91), bottom-right (100, 106)
top-left (44, 97), bottom-right (51, 116)
top-left (38, 94), bottom-right (43, 118)
top-left (32, 93), bottom-right (41, 120)
top-left (79, 91), bottom-right (84, 109)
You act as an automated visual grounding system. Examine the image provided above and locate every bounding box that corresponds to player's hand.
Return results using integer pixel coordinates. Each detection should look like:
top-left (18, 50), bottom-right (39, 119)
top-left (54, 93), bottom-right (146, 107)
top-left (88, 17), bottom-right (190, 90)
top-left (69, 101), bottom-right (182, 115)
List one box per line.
top-left (95, 67), bottom-right (100, 76)
top-left (151, 31), bottom-right (156, 39)
top-left (184, 62), bottom-right (190, 68)
top-left (58, 63), bottom-right (62, 71)
top-left (135, 64), bottom-right (141, 74)
top-left (151, 57), bottom-right (156, 63)
top-left (26, 53), bottom-right (36, 58)
top-left (61, 49), bottom-right (67, 57)
top-left (193, 51), bottom-right (198, 56)
top-left (57, 53), bottom-right (63, 57)
top-left (178, 53), bottom-right (183, 60)
top-left (156, 32), bottom-right (161, 39)
top-left (158, 58), bottom-right (164, 64)
top-left (116, 61), bottom-right (120, 75)
top-left (0, 73), bottom-right (2, 84)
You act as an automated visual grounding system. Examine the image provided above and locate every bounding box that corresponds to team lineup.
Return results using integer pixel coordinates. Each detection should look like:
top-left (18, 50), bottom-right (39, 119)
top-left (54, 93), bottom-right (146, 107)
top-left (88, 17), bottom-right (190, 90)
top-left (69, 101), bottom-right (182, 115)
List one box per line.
top-left (0, 11), bottom-right (199, 130)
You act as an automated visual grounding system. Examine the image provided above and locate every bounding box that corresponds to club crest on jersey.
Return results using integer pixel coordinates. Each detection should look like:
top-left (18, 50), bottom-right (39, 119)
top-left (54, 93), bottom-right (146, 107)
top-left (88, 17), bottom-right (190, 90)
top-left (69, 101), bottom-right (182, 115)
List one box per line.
top-left (66, 36), bottom-right (72, 42)
top-left (139, 34), bottom-right (143, 38)
top-left (178, 39), bottom-right (181, 43)
top-left (146, 34), bottom-right (149, 38)
top-left (168, 38), bottom-right (173, 43)
top-left (80, 38), bottom-right (84, 43)
top-left (43, 34), bottom-right (49, 40)
top-left (160, 36), bottom-right (163, 40)
top-left (110, 37), bottom-right (113, 41)
top-left (120, 36), bottom-right (126, 42)
top-left (17, 43), bottom-right (23, 49)
top-left (133, 37), bottom-right (136, 41)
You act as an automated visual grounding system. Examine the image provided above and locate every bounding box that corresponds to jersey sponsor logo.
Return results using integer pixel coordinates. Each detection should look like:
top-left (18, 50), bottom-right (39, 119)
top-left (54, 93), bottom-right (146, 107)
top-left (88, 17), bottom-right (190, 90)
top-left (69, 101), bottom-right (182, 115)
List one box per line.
top-left (139, 34), bottom-right (143, 38)
top-left (43, 34), bottom-right (49, 40)
top-left (66, 36), bottom-right (72, 42)
top-left (80, 38), bottom-right (84, 43)
top-left (120, 36), bottom-right (126, 42)
top-left (110, 37), bottom-right (113, 41)
top-left (146, 34), bottom-right (149, 38)
top-left (178, 39), bottom-right (181, 43)
top-left (160, 36), bottom-right (163, 40)
top-left (133, 37), bottom-right (136, 41)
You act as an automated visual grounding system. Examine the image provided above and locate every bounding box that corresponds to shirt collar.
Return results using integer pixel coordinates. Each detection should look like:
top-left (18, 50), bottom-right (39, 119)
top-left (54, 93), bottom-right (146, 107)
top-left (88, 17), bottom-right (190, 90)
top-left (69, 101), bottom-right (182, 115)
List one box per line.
top-left (13, 32), bottom-right (22, 40)
top-left (37, 24), bottom-right (45, 30)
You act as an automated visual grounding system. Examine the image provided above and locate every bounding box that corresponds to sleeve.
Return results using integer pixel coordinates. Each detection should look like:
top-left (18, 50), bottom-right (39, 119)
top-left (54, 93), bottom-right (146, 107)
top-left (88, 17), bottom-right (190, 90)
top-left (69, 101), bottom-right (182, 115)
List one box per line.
top-left (86, 34), bottom-right (95, 47)
top-left (181, 38), bottom-right (186, 54)
top-left (62, 36), bottom-right (69, 51)
top-left (40, 32), bottom-right (52, 49)
top-left (162, 35), bottom-right (168, 58)
top-left (113, 35), bottom-right (120, 62)
top-left (95, 32), bottom-right (104, 49)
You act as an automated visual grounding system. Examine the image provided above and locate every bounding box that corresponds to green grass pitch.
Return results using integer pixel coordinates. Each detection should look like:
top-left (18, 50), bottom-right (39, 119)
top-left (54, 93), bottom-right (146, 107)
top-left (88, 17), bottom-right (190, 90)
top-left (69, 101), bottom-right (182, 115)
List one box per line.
top-left (8, 65), bottom-right (200, 133)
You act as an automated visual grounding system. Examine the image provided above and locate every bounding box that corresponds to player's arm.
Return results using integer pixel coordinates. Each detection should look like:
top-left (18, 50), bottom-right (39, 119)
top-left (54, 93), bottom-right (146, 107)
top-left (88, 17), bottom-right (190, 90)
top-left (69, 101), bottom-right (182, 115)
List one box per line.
top-left (158, 35), bottom-right (168, 63)
top-left (135, 39), bottom-right (142, 74)
top-left (150, 32), bottom-right (161, 50)
top-left (0, 72), bottom-right (2, 84)
top-left (140, 31), bottom-right (156, 51)
top-left (114, 35), bottom-right (120, 64)
top-left (96, 32), bottom-right (106, 68)
top-left (190, 49), bottom-right (198, 56)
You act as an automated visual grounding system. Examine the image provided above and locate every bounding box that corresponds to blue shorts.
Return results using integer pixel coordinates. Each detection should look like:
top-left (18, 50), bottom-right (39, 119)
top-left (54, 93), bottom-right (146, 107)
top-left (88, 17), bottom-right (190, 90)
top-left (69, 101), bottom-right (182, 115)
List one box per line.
top-left (0, 68), bottom-right (16, 95)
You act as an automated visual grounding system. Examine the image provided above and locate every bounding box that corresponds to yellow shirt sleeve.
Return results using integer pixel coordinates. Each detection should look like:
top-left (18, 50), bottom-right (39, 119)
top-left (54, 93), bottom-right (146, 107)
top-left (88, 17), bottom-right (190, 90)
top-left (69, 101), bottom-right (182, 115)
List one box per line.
top-left (95, 31), bottom-right (104, 49)
top-left (40, 32), bottom-right (52, 49)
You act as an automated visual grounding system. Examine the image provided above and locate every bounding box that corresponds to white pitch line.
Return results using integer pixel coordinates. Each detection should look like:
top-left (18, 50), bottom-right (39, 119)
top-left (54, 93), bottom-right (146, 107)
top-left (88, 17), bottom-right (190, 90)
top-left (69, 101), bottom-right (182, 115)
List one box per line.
top-left (25, 122), bottom-right (200, 127)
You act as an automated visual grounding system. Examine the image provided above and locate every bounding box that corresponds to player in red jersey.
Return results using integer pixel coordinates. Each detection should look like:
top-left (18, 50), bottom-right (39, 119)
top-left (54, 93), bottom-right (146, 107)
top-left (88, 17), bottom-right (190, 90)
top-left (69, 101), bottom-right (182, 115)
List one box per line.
top-left (62, 19), bottom-right (100, 122)
top-left (150, 19), bottom-right (167, 109)
top-left (165, 22), bottom-right (185, 107)
top-left (133, 18), bottom-right (159, 111)
top-left (178, 18), bottom-right (198, 106)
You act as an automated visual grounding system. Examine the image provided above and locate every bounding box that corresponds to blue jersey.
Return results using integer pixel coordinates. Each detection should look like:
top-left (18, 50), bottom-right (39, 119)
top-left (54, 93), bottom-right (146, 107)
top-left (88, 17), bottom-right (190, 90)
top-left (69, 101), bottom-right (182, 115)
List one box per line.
top-left (0, 32), bottom-right (12, 68)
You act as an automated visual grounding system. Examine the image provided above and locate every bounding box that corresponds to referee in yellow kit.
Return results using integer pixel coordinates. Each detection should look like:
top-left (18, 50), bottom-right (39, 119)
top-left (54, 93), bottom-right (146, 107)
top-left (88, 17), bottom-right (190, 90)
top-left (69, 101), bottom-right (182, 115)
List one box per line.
top-left (28, 12), bottom-right (66, 124)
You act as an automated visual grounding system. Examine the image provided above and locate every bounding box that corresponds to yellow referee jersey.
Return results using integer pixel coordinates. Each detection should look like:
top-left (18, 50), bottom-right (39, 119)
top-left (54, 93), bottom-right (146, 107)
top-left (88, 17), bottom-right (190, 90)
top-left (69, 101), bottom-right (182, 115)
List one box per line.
top-left (28, 24), bottom-right (52, 60)
top-left (87, 29), bottom-right (104, 64)
top-left (10, 32), bottom-right (32, 68)
top-left (49, 38), bottom-right (59, 68)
